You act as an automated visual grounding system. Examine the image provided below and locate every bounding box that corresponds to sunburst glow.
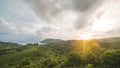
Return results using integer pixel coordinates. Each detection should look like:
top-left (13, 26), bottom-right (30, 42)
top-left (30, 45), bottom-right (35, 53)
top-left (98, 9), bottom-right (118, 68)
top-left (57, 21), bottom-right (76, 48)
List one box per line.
top-left (78, 35), bottom-right (92, 40)
top-left (82, 36), bottom-right (91, 40)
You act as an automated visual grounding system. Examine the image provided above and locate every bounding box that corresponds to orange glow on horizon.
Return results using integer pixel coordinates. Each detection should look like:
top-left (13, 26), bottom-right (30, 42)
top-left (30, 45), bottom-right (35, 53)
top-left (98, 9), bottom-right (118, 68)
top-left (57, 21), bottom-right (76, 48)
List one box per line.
top-left (71, 39), bottom-right (100, 53)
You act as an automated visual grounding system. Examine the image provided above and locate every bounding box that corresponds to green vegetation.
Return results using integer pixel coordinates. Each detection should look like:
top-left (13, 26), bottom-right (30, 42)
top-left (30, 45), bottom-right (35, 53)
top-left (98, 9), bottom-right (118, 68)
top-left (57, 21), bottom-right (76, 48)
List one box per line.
top-left (0, 37), bottom-right (120, 68)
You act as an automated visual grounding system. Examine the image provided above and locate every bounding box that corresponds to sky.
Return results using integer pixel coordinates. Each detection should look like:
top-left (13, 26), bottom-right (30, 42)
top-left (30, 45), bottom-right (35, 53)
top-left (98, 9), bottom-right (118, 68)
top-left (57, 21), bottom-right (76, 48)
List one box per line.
top-left (0, 0), bottom-right (120, 43)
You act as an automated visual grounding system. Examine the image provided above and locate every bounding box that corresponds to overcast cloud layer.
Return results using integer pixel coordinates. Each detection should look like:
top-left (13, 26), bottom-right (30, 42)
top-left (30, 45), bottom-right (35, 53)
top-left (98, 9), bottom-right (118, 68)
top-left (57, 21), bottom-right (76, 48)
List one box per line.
top-left (0, 0), bottom-right (120, 43)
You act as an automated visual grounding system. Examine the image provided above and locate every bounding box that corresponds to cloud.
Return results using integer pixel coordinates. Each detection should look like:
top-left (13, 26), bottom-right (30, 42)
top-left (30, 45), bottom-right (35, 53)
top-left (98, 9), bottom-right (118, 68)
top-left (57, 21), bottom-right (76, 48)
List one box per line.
top-left (72, 0), bottom-right (102, 12)
top-left (0, 19), bottom-right (16, 35)
top-left (0, 0), bottom-right (44, 43)
top-left (24, 0), bottom-right (60, 21)
top-left (25, 0), bottom-right (103, 30)
top-left (0, 18), bottom-right (42, 43)
top-left (36, 26), bottom-right (59, 37)
top-left (0, 0), bottom-right (120, 43)
top-left (74, 0), bottom-right (104, 29)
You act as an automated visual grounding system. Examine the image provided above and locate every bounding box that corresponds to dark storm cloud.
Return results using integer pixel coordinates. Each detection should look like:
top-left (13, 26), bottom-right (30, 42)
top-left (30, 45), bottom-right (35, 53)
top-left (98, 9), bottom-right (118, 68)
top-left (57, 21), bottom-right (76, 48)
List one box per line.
top-left (24, 0), bottom-right (61, 21)
top-left (74, 15), bottom-right (89, 29)
top-left (74, 0), bottom-right (104, 29)
top-left (72, 0), bottom-right (100, 12)
top-left (25, 0), bottom-right (102, 22)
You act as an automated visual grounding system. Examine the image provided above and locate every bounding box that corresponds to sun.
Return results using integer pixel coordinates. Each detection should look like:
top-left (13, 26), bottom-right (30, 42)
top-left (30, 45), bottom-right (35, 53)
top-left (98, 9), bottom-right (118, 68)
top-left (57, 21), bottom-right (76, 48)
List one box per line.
top-left (82, 36), bottom-right (90, 40)
top-left (79, 35), bottom-right (91, 40)
top-left (81, 36), bottom-right (91, 40)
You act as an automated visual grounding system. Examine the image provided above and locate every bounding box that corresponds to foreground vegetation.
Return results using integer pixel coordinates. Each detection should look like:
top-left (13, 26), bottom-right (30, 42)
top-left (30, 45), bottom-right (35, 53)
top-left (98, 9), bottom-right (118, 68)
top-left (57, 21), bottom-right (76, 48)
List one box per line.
top-left (0, 38), bottom-right (120, 68)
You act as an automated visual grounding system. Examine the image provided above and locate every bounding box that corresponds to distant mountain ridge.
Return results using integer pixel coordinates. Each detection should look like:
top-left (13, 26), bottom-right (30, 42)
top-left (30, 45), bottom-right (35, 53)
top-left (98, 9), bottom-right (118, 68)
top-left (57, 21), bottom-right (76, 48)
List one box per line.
top-left (41, 39), bottom-right (65, 43)
top-left (0, 41), bottom-right (20, 49)
top-left (41, 37), bottom-right (120, 48)
top-left (98, 37), bottom-right (120, 43)
top-left (96, 37), bottom-right (120, 48)
top-left (1, 37), bottom-right (120, 49)
top-left (41, 37), bottom-right (120, 43)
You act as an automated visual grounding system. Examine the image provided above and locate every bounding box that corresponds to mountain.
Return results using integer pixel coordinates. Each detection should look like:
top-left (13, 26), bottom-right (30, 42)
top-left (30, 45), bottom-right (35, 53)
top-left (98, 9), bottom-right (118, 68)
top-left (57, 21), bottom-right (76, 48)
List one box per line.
top-left (97, 37), bottom-right (120, 48)
top-left (40, 37), bottom-right (120, 48)
top-left (41, 38), bottom-right (65, 44)
top-left (0, 41), bottom-right (21, 49)
top-left (99, 37), bottom-right (120, 43)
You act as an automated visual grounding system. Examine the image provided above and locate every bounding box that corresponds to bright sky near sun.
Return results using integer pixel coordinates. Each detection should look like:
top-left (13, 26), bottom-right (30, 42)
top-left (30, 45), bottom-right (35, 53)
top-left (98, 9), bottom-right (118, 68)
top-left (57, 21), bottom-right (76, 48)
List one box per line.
top-left (0, 0), bottom-right (120, 43)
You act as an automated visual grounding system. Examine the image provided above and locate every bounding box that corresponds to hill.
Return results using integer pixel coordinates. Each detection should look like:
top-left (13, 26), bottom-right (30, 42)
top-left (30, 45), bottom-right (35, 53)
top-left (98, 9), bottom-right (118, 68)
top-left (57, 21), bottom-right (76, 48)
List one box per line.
top-left (98, 37), bottom-right (120, 48)
top-left (0, 37), bottom-right (120, 68)
top-left (41, 38), bottom-right (65, 44)
top-left (0, 41), bottom-right (21, 49)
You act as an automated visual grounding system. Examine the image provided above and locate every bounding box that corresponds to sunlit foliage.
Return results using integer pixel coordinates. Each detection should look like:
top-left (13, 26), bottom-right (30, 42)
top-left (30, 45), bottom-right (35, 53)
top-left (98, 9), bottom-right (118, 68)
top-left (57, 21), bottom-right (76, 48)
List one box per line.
top-left (0, 39), bottom-right (120, 68)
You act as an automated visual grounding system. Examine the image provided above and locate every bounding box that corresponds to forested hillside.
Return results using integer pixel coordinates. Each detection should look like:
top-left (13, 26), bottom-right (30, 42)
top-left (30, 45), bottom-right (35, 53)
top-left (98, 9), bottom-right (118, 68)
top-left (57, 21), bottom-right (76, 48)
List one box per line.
top-left (0, 37), bottom-right (120, 68)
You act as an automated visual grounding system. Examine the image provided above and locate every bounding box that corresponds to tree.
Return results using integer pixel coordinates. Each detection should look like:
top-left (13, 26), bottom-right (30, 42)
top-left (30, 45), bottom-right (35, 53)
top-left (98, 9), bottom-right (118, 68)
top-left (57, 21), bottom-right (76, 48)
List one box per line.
top-left (100, 49), bottom-right (120, 68)
top-left (61, 51), bottom-right (83, 67)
